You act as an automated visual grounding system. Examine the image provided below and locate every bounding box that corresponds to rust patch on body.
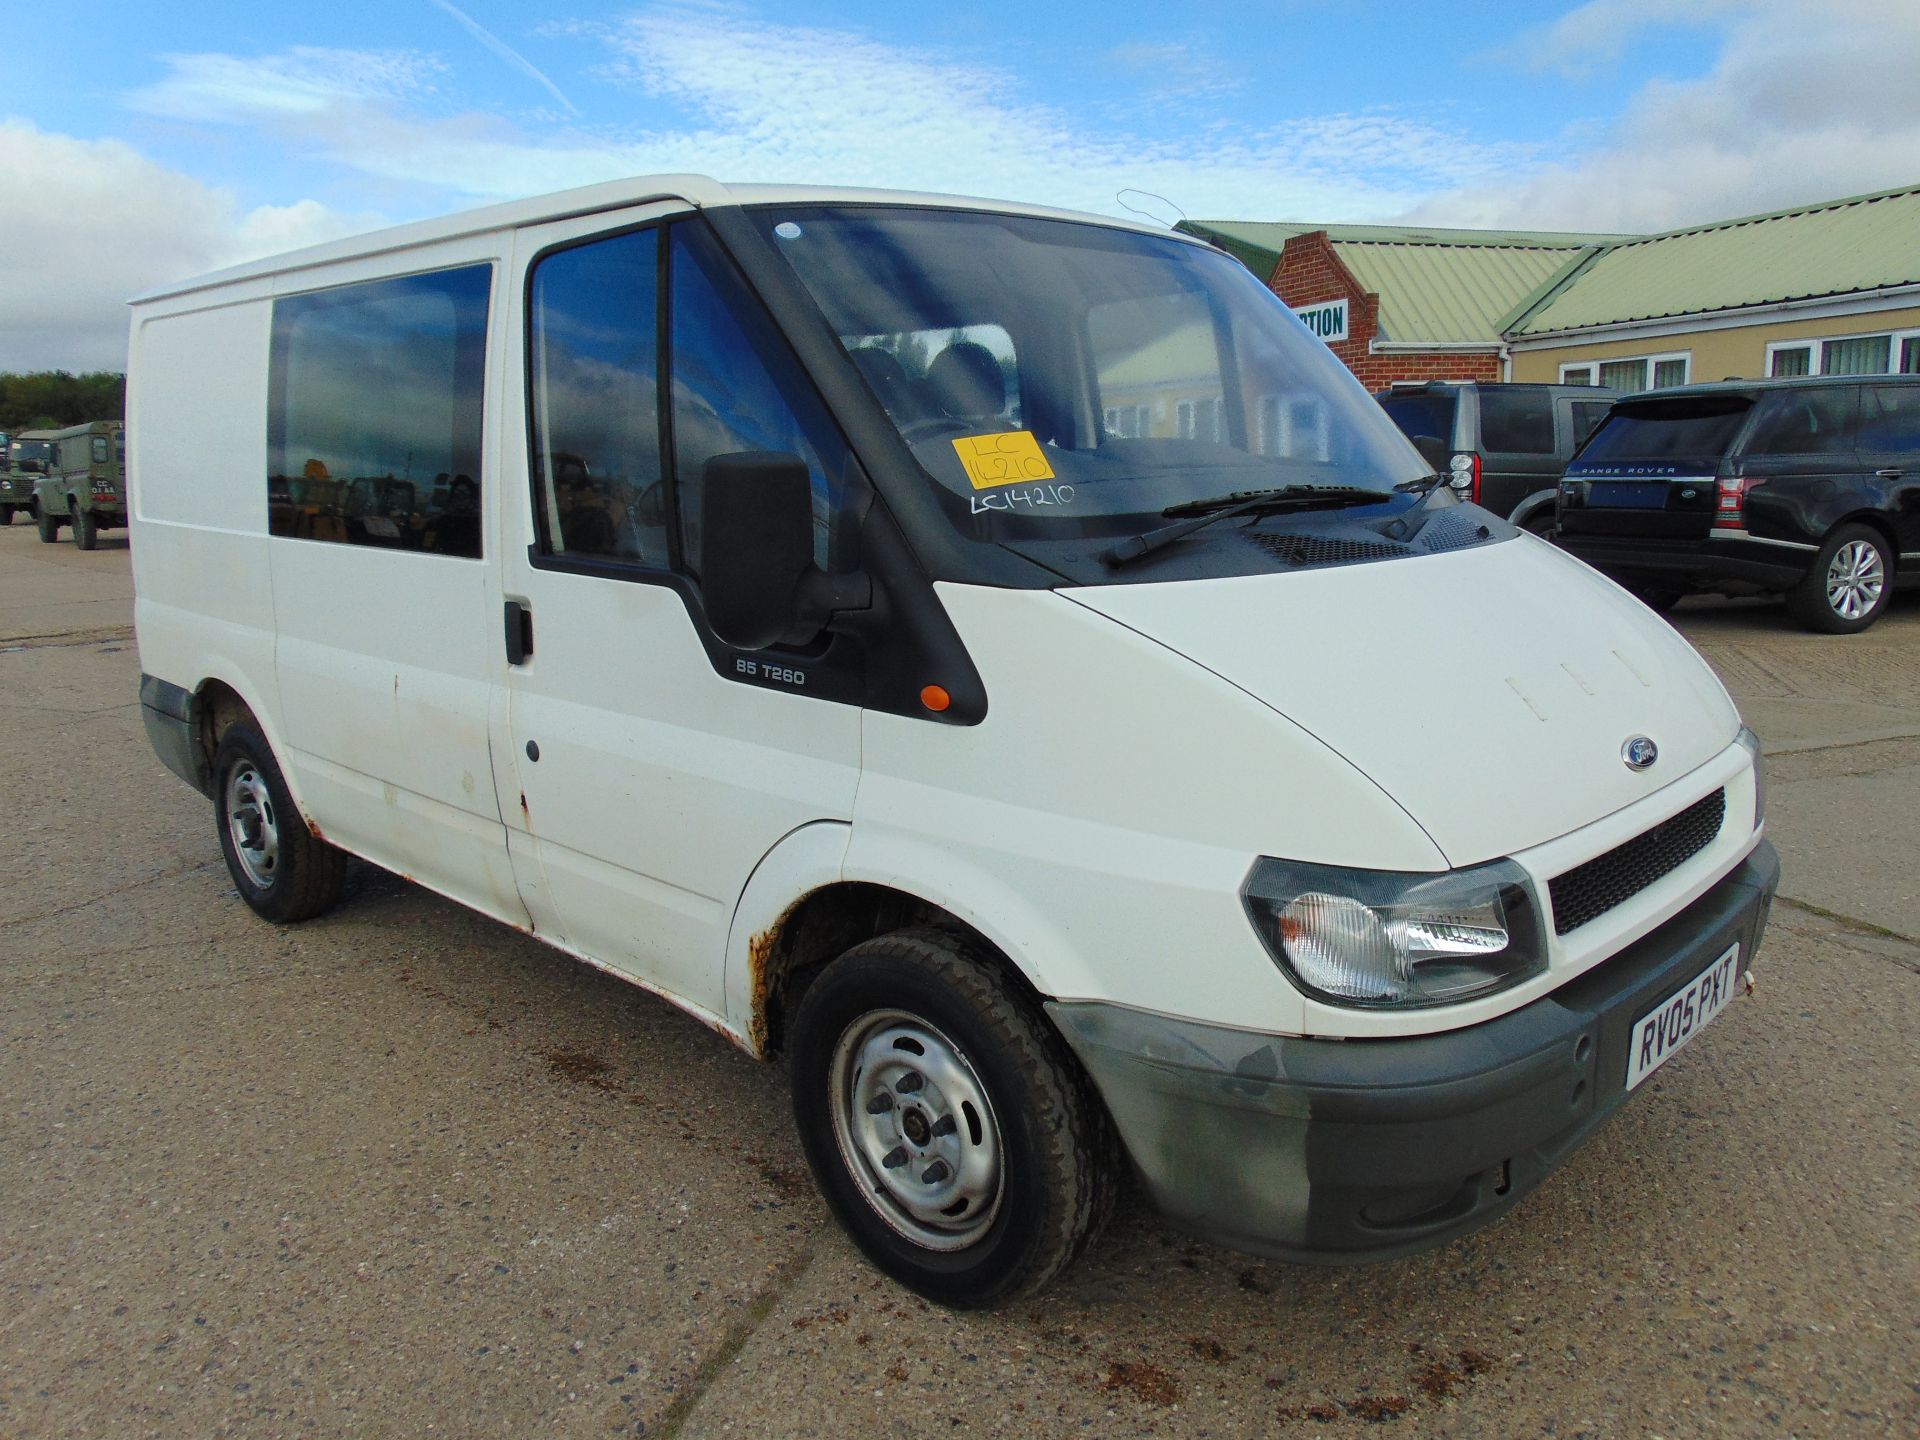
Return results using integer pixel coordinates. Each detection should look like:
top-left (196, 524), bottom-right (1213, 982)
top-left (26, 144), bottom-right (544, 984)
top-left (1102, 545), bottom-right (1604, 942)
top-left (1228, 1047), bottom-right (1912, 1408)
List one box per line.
top-left (745, 898), bottom-right (803, 1056)
top-left (518, 791), bottom-right (529, 823)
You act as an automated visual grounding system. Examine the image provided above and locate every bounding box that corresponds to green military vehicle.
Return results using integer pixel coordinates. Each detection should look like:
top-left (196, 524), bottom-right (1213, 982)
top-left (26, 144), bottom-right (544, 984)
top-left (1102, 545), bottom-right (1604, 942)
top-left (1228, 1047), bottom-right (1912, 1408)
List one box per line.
top-left (34, 421), bottom-right (127, 549)
top-left (0, 428), bottom-right (59, 526)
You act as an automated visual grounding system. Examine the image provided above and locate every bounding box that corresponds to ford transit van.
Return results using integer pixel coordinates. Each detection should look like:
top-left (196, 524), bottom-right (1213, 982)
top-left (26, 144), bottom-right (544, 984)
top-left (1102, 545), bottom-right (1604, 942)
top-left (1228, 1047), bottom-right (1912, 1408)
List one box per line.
top-left (130, 176), bottom-right (1777, 1308)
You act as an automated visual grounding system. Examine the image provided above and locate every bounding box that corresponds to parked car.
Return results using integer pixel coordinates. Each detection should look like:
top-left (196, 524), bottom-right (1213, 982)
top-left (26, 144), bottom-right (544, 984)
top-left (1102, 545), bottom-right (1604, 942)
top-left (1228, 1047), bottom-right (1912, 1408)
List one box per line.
top-left (1555, 376), bottom-right (1918, 632)
top-left (1375, 380), bottom-right (1619, 531)
top-left (130, 176), bottom-right (1775, 1307)
top-left (0, 428), bottom-right (59, 525)
top-left (32, 420), bottom-right (127, 548)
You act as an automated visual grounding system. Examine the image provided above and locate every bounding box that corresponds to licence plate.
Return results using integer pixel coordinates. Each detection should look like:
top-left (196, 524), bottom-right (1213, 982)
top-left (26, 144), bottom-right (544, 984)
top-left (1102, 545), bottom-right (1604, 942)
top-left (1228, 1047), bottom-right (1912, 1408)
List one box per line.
top-left (1626, 943), bottom-right (1739, 1089)
top-left (1589, 481), bottom-right (1671, 508)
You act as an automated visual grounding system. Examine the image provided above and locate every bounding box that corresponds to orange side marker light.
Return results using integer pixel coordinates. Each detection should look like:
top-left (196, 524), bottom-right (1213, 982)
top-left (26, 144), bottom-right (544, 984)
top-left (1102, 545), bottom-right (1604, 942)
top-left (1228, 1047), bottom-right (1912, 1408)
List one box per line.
top-left (920, 685), bottom-right (952, 713)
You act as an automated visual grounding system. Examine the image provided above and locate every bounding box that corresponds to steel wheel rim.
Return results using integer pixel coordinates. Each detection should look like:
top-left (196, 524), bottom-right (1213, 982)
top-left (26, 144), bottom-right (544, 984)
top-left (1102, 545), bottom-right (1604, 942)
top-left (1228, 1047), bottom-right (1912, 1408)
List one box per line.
top-left (1825, 539), bottom-right (1885, 620)
top-left (827, 1008), bottom-right (1003, 1251)
top-left (225, 763), bottom-right (280, 889)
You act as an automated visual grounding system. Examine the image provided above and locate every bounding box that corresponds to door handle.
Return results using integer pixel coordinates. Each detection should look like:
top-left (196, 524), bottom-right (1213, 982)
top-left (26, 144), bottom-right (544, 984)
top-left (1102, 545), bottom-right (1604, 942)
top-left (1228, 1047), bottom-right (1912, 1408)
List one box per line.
top-left (1876, 468), bottom-right (1903, 479)
top-left (504, 599), bottom-right (533, 665)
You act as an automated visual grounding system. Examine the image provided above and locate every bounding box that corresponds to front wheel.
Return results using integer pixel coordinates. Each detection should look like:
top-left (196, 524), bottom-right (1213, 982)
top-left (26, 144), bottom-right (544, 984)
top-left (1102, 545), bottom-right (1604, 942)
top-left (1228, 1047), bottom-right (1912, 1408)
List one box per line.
top-left (35, 506), bottom-right (60, 543)
top-left (70, 501), bottom-right (98, 550)
top-left (788, 928), bottom-right (1115, 1308)
top-left (213, 720), bottom-right (347, 922)
top-left (0, 503), bottom-right (13, 526)
top-left (1788, 523), bottom-right (1892, 633)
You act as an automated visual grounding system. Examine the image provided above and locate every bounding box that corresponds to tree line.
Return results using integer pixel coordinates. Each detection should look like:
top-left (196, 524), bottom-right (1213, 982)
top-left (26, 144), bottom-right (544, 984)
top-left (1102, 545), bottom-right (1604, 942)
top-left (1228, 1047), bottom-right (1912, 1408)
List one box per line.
top-left (0, 372), bottom-right (126, 433)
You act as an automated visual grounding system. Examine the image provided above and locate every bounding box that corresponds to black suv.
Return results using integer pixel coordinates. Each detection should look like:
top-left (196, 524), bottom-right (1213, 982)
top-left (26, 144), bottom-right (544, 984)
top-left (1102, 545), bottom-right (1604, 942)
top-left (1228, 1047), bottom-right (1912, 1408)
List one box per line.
top-left (1555, 376), bottom-right (1918, 633)
top-left (1375, 381), bottom-right (1619, 531)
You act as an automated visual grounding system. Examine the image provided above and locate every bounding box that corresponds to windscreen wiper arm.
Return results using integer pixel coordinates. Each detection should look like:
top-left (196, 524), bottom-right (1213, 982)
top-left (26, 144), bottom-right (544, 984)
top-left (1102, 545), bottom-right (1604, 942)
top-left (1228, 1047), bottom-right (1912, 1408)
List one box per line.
top-left (1102, 485), bottom-right (1393, 568)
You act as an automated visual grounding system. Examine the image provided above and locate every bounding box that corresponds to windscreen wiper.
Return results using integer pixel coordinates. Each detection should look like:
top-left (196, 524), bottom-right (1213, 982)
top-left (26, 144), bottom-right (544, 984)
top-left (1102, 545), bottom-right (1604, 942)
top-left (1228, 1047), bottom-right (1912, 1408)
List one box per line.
top-left (1102, 485), bottom-right (1393, 568)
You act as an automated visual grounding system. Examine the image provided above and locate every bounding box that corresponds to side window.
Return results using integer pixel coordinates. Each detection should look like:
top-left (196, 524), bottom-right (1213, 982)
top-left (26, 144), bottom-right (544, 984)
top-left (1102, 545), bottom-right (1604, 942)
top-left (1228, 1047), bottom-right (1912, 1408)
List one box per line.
top-left (1860, 386), bottom-right (1920, 452)
top-left (1477, 390), bottom-right (1555, 454)
top-left (269, 265), bottom-right (491, 557)
top-left (669, 223), bottom-right (856, 577)
top-left (528, 227), bottom-right (666, 564)
top-left (1745, 387), bottom-right (1861, 456)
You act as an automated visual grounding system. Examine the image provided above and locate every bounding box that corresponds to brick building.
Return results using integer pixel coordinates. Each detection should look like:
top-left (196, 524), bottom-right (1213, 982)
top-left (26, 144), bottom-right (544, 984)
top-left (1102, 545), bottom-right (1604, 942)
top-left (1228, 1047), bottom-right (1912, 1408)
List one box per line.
top-left (1179, 218), bottom-right (1627, 388)
top-left (1181, 184), bottom-right (1920, 393)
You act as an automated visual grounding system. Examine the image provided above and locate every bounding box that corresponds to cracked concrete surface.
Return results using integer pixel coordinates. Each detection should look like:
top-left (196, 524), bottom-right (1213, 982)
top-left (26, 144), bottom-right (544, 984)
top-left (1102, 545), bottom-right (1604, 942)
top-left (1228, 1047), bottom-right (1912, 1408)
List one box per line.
top-left (0, 531), bottom-right (1915, 1437)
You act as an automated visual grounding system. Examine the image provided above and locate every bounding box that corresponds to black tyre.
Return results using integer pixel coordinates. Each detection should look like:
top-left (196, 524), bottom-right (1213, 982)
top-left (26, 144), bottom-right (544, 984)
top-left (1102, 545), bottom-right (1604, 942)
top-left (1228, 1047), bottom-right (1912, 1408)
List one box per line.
top-left (213, 720), bottom-right (347, 923)
top-left (71, 500), bottom-right (98, 550)
top-left (35, 506), bottom-right (59, 543)
top-left (789, 928), bottom-right (1116, 1308)
top-left (1787, 523), bottom-right (1893, 633)
top-left (0, 503), bottom-right (13, 525)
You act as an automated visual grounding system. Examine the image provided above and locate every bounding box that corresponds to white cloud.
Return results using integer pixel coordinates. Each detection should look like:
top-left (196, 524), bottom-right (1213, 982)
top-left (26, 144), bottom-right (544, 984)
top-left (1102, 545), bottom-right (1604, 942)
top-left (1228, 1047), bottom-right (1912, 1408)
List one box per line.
top-left (1495, 0), bottom-right (1754, 75)
top-left (0, 122), bottom-right (374, 371)
top-left (1421, 0), bottom-right (1920, 230)
top-left (118, 10), bottom-right (1528, 224)
top-left (129, 46), bottom-right (442, 124)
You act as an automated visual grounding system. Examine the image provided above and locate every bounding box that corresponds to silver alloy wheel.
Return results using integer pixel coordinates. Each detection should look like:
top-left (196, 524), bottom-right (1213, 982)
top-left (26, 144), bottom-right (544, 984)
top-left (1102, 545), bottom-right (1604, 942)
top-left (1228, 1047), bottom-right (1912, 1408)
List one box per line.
top-left (1825, 538), bottom-right (1886, 620)
top-left (225, 763), bottom-right (280, 890)
top-left (828, 1008), bottom-right (1003, 1251)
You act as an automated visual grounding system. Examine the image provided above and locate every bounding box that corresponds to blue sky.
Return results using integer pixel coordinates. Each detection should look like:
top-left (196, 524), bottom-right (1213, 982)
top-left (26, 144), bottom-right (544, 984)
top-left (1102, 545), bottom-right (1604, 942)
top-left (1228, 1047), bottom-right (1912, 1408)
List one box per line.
top-left (5, 0), bottom-right (1918, 367)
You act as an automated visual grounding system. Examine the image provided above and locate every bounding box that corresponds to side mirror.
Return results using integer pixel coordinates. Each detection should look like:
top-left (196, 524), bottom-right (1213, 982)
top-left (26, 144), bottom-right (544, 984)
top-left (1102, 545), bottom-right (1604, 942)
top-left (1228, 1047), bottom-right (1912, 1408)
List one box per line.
top-left (1410, 433), bottom-right (1449, 474)
top-left (701, 451), bottom-right (871, 651)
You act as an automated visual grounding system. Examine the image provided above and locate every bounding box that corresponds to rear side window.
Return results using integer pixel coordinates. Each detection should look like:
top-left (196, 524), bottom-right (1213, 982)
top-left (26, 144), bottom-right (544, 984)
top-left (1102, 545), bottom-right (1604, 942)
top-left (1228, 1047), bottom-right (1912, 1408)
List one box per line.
top-left (1858, 385), bottom-right (1920, 451)
top-left (1477, 390), bottom-right (1555, 454)
top-left (268, 264), bottom-right (492, 557)
top-left (1744, 387), bottom-right (1860, 457)
top-left (1578, 397), bottom-right (1752, 464)
top-left (1377, 390), bottom-right (1456, 448)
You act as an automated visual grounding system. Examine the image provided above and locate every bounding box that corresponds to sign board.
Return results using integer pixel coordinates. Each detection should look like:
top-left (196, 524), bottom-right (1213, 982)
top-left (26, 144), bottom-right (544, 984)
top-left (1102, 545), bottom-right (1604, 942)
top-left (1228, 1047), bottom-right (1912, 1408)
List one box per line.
top-left (1291, 298), bottom-right (1349, 344)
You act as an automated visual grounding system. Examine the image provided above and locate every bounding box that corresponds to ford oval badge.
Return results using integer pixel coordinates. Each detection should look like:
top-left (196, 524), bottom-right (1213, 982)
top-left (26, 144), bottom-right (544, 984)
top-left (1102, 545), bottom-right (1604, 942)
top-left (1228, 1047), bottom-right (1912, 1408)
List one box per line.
top-left (1622, 735), bottom-right (1658, 771)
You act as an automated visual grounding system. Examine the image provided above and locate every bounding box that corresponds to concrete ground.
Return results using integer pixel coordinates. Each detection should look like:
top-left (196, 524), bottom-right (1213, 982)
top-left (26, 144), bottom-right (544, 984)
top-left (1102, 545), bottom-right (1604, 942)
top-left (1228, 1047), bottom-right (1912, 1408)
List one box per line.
top-left (1, 522), bottom-right (1914, 1438)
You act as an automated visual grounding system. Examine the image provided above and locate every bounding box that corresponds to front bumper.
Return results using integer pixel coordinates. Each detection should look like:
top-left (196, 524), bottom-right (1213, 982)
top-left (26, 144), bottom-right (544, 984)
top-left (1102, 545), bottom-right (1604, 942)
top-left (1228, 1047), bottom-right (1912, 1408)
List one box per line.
top-left (1049, 840), bottom-right (1779, 1264)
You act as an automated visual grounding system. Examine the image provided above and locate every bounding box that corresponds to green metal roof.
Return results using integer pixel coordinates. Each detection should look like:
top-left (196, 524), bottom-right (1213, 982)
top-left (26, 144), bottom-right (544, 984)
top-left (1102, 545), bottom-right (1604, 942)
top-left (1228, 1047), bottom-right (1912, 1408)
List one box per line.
top-left (1511, 182), bottom-right (1920, 335)
top-left (1178, 219), bottom-right (1630, 345)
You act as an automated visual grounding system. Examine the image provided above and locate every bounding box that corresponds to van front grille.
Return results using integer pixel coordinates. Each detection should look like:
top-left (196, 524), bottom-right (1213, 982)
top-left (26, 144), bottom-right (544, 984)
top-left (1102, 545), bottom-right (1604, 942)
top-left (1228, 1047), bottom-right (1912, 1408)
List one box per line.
top-left (1548, 788), bottom-right (1726, 935)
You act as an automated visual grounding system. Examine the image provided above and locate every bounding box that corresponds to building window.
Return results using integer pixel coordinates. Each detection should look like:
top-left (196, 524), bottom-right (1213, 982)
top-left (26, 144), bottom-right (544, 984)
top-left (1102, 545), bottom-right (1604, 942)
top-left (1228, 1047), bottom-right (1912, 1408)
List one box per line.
top-left (1563, 352), bottom-right (1689, 391)
top-left (1103, 404), bottom-right (1152, 438)
top-left (1175, 396), bottom-right (1224, 443)
top-left (1769, 328), bottom-right (1920, 378)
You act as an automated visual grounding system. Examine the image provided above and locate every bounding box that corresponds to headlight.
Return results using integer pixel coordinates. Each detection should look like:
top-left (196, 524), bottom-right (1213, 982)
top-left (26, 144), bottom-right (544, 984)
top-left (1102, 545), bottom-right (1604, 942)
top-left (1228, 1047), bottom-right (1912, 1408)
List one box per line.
top-left (1734, 726), bottom-right (1766, 829)
top-left (1242, 857), bottom-right (1547, 1009)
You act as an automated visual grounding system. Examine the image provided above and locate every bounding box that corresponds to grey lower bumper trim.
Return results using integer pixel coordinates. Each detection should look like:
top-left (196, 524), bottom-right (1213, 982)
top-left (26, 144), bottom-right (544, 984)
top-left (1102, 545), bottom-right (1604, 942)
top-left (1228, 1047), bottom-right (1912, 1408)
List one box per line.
top-left (1050, 841), bottom-right (1779, 1264)
top-left (139, 673), bottom-right (210, 796)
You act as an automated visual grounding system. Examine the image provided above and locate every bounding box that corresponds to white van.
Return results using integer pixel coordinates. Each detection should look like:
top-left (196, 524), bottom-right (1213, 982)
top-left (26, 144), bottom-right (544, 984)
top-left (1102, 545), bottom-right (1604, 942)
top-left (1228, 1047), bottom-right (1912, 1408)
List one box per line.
top-left (130, 176), bottom-right (1777, 1308)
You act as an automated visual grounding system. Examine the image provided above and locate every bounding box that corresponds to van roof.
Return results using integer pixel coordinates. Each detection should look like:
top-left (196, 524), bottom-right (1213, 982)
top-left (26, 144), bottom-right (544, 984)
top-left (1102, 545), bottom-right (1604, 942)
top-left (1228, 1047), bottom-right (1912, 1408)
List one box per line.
top-left (129, 174), bottom-right (1200, 306)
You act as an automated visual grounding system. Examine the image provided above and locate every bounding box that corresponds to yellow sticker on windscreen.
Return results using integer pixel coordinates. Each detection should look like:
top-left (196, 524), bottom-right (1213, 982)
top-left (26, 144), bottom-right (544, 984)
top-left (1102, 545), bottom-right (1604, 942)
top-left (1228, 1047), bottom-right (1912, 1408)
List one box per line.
top-left (952, 431), bottom-right (1056, 490)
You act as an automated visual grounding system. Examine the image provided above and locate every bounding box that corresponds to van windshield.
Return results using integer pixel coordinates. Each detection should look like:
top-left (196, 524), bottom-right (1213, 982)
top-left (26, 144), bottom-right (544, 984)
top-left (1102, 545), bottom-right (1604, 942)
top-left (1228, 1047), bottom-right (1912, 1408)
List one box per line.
top-left (755, 206), bottom-right (1427, 540)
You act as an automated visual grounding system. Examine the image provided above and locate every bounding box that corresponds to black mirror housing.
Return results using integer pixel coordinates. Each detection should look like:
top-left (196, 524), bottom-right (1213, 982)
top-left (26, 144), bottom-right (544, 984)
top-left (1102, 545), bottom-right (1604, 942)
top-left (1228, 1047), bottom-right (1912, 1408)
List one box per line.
top-left (701, 451), bottom-right (871, 650)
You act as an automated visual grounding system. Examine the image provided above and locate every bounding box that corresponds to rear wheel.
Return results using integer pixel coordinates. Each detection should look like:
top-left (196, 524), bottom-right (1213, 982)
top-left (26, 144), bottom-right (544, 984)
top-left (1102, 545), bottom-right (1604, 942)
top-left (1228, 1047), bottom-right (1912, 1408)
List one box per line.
top-left (1788, 524), bottom-right (1892, 633)
top-left (70, 501), bottom-right (98, 550)
top-left (789, 928), bottom-right (1115, 1308)
top-left (213, 720), bottom-right (347, 922)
